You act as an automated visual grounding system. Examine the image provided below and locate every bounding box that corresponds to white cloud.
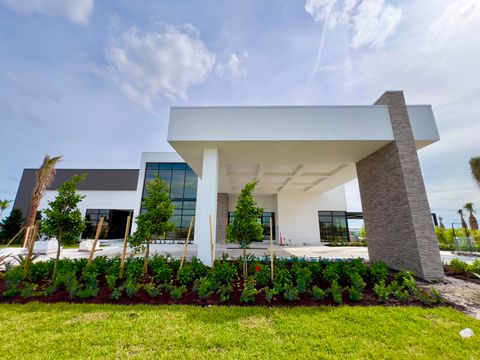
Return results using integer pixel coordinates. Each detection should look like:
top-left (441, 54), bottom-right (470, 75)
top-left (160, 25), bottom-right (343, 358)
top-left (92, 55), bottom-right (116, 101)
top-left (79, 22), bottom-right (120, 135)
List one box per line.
top-left (215, 52), bottom-right (248, 80)
top-left (350, 0), bottom-right (402, 48)
top-left (428, 0), bottom-right (480, 45)
top-left (105, 25), bottom-right (216, 107)
top-left (304, 0), bottom-right (402, 48)
top-left (2, 0), bottom-right (94, 25)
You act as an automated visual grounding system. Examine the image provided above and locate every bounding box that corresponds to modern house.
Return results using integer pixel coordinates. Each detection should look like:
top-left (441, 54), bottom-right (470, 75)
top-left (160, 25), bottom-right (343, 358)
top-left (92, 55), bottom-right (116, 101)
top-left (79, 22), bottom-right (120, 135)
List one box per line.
top-left (12, 91), bottom-right (444, 279)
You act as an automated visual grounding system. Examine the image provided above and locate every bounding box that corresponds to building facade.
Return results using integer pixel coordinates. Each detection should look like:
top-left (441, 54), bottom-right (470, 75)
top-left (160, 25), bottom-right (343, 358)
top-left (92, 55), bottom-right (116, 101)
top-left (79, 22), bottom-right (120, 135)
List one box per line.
top-left (12, 91), bottom-right (444, 279)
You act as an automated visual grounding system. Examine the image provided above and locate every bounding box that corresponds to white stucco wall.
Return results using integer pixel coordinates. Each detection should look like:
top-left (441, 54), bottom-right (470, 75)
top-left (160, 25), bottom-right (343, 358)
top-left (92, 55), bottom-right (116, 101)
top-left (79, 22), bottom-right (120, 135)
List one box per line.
top-left (227, 194), bottom-right (277, 212)
top-left (276, 185), bottom-right (347, 246)
top-left (39, 190), bottom-right (138, 217)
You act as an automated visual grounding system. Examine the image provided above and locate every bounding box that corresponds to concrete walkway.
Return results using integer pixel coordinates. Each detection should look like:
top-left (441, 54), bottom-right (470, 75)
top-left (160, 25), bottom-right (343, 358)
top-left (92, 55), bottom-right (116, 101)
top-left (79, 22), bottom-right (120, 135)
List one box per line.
top-left (9, 241), bottom-right (476, 264)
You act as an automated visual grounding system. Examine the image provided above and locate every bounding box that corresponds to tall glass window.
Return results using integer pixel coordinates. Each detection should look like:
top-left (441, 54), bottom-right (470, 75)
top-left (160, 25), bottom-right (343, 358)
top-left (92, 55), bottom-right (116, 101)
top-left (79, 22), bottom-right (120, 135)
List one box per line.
top-left (228, 212), bottom-right (276, 241)
top-left (141, 162), bottom-right (198, 240)
top-left (318, 211), bottom-right (349, 242)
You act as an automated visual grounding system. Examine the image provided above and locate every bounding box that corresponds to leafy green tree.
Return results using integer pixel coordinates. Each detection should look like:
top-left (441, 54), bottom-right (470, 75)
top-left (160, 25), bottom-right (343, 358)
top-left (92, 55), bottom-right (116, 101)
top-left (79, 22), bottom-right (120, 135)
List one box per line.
top-left (464, 203), bottom-right (478, 230)
top-left (0, 208), bottom-right (23, 244)
top-left (0, 199), bottom-right (12, 220)
top-left (129, 177), bottom-right (175, 276)
top-left (226, 180), bottom-right (263, 279)
top-left (41, 175), bottom-right (86, 278)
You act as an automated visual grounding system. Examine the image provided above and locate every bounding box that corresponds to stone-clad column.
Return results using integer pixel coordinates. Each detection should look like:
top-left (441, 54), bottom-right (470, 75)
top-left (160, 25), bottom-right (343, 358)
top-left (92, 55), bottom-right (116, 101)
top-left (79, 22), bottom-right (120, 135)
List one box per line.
top-left (356, 91), bottom-right (444, 280)
top-left (216, 193), bottom-right (228, 243)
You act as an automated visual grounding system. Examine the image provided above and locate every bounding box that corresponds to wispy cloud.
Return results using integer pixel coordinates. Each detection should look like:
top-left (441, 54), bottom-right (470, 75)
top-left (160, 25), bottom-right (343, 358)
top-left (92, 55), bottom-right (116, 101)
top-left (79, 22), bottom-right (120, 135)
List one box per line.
top-left (1, 0), bottom-right (94, 25)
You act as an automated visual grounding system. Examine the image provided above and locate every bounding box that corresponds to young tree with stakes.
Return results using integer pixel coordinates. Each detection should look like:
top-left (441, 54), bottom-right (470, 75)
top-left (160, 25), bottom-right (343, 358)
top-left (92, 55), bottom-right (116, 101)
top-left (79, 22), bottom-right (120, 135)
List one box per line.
top-left (227, 180), bottom-right (264, 280)
top-left (41, 175), bottom-right (86, 278)
top-left (129, 177), bottom-right (175, 277)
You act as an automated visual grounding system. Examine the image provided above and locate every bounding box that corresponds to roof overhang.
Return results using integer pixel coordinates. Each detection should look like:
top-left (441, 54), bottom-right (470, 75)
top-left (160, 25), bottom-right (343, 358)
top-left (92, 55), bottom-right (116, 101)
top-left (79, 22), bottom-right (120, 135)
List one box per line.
top-left (168, 105), bottom-right (439, 195)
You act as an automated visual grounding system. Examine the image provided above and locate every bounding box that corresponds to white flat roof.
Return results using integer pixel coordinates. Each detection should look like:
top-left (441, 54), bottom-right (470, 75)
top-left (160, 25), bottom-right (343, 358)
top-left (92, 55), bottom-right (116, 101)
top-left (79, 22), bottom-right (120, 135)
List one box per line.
top-left (167, 104), bottom-right (439, 194)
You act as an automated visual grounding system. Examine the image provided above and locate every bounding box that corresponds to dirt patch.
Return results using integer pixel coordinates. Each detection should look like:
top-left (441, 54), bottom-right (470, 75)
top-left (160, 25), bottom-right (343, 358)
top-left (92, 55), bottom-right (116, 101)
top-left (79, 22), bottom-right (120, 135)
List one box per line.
top-left (427, 276), bottom-right (480, 320)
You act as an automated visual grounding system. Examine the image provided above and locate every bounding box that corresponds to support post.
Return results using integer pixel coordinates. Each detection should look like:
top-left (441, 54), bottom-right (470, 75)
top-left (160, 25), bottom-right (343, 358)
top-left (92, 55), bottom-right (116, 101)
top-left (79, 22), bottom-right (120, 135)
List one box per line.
top-left (119, 213), bottom-right (132, 279)
top-left (180, 216), bottom-right (194, 270)
top-left (270, 217), bottom-right (274, 282)
top-left (88, 216), bottom-right (104, 266)
top-left (209, 215), bottom-right (214, 268)
top-left (356, 91), bottom-right (443, 280)
top-left (194, 148), bottom-right (219, 266)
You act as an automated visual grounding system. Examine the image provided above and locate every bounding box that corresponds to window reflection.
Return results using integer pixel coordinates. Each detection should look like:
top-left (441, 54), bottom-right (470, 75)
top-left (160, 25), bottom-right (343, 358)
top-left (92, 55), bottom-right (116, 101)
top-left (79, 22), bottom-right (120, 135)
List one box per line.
top-left (142, 162), bottom-right (198, 240)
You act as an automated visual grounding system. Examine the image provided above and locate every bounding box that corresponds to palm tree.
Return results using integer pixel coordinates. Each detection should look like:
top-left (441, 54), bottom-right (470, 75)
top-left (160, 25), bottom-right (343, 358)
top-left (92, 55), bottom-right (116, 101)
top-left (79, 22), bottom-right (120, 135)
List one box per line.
top-left (439, 216), bottom-right (445, 229)
top-left (457, 209), bottom-right (469, 236)
top-left (0, 199), bottom-right (12, 220)
top-left (25, 155), bottom-right (62, 232)
top-left (470, 157), bottom-right (480, 188)
top-left (464, 202), bottom-right (478, 230)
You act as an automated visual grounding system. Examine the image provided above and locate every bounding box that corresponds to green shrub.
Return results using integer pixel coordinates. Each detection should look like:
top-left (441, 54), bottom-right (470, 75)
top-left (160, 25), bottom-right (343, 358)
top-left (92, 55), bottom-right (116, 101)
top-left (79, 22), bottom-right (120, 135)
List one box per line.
top-left (125, 258), bottom-right (143, 280)
top-left (263, 287), bottom-right (279, 302)
top-left (170, 285), bottom-right (187, 300)
top-left (294, 266), bottom-right (312, 294)
top-left (394, 270), bottom-right (416, 287)
top-left (471, 260), bottom-right (480, 275)
top-left (153, 265), bottom-right (172, 284)
top-left (283, 284), bottom-right (300, 301)
top-left (369, 262), bottom-right (389, 284)
top-left (348, 273), bottom-right (365, 302)
top-left (273, 268), bottom-right (292, 290)
top-left (190, 258), bottom-right (208, 278)
top-left (20, 283), bottom-right (38, 299)
top-left (218, 284), bottom-right (233, 303)
top-left (176, 265), bottom-right (195, 285)
top-left (448, 259), bottom-right (470, 274)
top-left (29, 261), bottom-right (53, 282)
top-left (373, 280), bottom-right (391, 302)
top-left (240, 280), bottom-right (258, 303)
top-left (124, 280), bottom-right (141, 298)
top-left (312, 285), bottom-right (326, 301)
top-left (77, 285), bottom-right (99, 299)
top-left (393, 289), bottom-right (409, 303)
top-left (144, 282), bottom-right (161, 298)
top-left (4, 266), bottom-right (24, 290)
top-left (253, 264), bottom-right (271, 287)
top-left (330, 280), bottom-right (343, 304)
top-left (105, 274), bottom-right (118, 290)
top-left (193, 277), bottom-right (215, 300)
top-left (211, 261), bottom-right (237, 286)
top-left (110, 287), bottom-right (122, 300)
top-left (323, 263), bottom-right (340, 283)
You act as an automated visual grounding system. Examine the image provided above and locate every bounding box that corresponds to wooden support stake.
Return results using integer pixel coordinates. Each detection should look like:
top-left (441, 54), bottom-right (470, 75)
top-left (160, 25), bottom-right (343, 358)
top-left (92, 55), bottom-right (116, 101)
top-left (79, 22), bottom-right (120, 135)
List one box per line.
top-left (180, 216), bottom-right (195, 270)
top-left (209, 214), bottom-right (214, 268)
top-left (119, 213), bottom-right (132, 279)
top-left (270, 217), bottom-right (274, 282)
top-left (22, 226), bottom-right (32, 248)
top-left (88, 216), bottom-right (104, 266)
top-left (0, 227), bottom-right (25, 251)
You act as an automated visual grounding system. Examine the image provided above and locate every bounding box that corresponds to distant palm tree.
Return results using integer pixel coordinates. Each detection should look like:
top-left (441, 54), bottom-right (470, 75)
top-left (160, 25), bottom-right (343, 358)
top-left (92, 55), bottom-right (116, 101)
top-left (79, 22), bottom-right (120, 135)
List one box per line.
top-left (438, 216), bottom-right (445, 229)
top-left (464, 202), bottom-right (478, 230)
top-left (470, 156), bottom-right (480, 188)
top-left (0, 199), bottom-right (12, 220)
top-left (457, 209), bottom-right (469, 236)
top-left (25, 155), bottom-right (62, 231)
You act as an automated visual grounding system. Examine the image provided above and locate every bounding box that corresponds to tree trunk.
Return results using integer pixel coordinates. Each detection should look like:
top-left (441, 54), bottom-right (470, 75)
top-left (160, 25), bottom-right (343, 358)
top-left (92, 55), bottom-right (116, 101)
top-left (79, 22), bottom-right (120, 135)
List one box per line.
top-left (242, 247), bottom-right (247, 280)
top-left (24, 197), bottom-right (40, 245)
top-left (143, 239), bottom-right (151, 277)
top-left (469, 212), bottom-right (478, 230)
top-left (52, 235), bottom-right (62, 280)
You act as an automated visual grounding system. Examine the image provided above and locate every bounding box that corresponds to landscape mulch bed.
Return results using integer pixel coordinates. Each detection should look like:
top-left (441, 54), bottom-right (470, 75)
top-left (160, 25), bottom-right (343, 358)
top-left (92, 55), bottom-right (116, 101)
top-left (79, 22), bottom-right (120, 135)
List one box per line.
top-left (0, 276), bottom-right (456, 309)
top-left (444, 268), bottom-right (480, 285)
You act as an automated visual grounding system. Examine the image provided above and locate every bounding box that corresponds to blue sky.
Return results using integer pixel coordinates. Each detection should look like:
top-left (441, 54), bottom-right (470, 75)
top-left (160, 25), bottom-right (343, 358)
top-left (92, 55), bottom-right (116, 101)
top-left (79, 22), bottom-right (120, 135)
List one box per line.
top-left (1, 0), bottom-right (479, 226)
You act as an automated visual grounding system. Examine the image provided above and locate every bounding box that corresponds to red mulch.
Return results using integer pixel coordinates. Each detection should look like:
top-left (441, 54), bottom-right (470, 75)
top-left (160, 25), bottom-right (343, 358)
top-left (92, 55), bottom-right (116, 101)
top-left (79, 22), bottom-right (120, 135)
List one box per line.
top-left (0, 276), bottom-right (455, 309)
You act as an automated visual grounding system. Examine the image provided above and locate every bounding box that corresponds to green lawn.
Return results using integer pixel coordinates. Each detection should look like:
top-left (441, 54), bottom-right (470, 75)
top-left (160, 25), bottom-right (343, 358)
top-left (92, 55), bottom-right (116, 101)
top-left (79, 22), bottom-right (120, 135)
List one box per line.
top-left (0, 304), bottom-right (478, 359)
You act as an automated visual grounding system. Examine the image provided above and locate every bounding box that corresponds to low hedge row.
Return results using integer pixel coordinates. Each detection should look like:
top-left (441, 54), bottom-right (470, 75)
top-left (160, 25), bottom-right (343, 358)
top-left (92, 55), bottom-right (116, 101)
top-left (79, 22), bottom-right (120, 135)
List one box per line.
top-left (0, 255), bottom-right (443, 306)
